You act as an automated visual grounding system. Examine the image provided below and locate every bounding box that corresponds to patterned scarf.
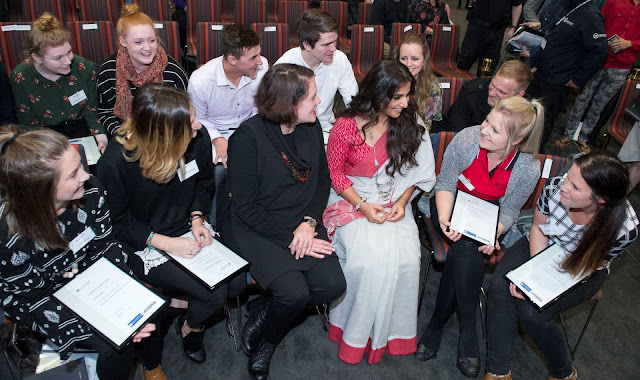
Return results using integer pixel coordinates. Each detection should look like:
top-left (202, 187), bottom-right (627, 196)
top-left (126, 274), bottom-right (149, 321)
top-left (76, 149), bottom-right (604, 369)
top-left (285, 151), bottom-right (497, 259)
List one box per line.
top-left (113, 45), bottom-right (168, 121)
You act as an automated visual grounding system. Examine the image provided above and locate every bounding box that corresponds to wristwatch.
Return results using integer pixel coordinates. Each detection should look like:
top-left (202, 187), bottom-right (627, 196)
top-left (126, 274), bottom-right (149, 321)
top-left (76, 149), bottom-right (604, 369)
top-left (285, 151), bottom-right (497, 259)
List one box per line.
top-left (304, 216), bottom-right (318, 228)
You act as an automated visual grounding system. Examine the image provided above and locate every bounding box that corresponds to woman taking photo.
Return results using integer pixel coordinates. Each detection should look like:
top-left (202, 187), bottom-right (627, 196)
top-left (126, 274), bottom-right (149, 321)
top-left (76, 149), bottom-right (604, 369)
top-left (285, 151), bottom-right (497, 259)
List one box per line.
top-left (483, 153), bottom-right (638, 380)
top-left (219, 64), bottom-right (346, 380)
top-left (98, 4), bottom-right (188, 135)
top-left (416, 96), bottom-right (544, 378)
top-left (0, 128), bottom-right (154, 379)
top-left (10, 13), bottom-right (107, 151)
top-left (394, 33), bottom-right (442, 130)
top-left (324, 59), bottom-right (436, 365)
top-left (97, 84), bottom-right (243, 372)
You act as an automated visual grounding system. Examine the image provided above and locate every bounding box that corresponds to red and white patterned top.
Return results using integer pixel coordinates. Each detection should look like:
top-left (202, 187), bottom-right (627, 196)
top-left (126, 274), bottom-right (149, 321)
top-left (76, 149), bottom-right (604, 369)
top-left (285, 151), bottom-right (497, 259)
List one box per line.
top-left (326, 117), bottom-right (373, 194)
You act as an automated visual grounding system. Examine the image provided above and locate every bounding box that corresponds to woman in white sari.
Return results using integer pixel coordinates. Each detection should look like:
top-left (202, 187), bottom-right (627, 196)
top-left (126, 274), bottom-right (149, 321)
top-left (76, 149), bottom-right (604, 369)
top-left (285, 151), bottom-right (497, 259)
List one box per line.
top-left (324, 60), bottom-right (436, 365)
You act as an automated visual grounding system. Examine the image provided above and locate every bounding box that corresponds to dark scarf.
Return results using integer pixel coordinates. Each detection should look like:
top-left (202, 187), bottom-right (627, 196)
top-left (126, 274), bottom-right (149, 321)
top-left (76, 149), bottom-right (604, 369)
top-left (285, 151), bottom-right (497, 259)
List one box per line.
top-left (262, 119), bottom-right (313, 182)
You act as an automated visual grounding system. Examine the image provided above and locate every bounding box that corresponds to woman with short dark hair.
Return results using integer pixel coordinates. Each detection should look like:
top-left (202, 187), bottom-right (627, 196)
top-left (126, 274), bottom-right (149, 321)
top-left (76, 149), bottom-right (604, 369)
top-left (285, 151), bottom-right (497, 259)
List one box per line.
top-left (219, 63), bottom-right (346, 380)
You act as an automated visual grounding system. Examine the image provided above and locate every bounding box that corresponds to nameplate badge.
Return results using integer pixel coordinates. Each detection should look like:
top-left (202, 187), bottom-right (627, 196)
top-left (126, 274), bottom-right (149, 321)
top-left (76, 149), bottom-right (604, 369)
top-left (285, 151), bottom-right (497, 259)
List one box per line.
top-left (403, 25), bottom-right (413, 32)
top-left (541, 158), bottom-right (552, 179)
top-left (264, 26), bottom-right (276, 32)
top-left (538, 223), bottom-right (562, 236)
top-left (443, 26), bottom-right (452, 32)
top-left (458, 174), bottom-right (475, 191)
top-left (68, 90), bottom-right (88, 106)
top-left (178, 160), bottom-right (200, 182)
top-left (69, 228), bottom-right (96, 253)
top-left (439, 82), bottom-right (451, 89)
top-left (154, 23), bottom-right (163, 29)
top-left (364, 27), bottom-right (374, 33)
top-left (82, 24), bottom-right (98, 30)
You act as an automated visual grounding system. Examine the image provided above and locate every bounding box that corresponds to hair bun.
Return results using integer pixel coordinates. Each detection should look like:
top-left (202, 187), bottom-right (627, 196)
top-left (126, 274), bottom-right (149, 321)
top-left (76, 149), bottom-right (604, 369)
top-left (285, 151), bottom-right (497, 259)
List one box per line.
top-left (120, 3), bottom-right (141, 18)
top-left (33, 13), bottom-right (62, 33)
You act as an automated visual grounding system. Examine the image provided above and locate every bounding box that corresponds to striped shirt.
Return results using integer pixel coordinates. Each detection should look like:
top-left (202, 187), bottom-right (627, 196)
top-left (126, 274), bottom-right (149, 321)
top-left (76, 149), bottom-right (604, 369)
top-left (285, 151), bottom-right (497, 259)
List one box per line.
top-left (97, 53), bottom-right (188, 135)
top-left (537, 176), bottom-right (639, 260)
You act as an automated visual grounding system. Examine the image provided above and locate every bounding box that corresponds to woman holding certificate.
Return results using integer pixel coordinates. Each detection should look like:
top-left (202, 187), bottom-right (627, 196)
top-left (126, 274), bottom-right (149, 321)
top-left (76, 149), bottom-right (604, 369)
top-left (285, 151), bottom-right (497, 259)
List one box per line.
top-left (324, 60), bottom-right (436, 364)
top-left (416, 97), bottom-right (544, 378)
top-left (219, 64), bottom-right (346, 380)
top-left (483, 153), bottom-right (639, 380)
top-left (0, 128), bottom-right (154, 379)
top-left (97, 84), bottom-right (244, 372)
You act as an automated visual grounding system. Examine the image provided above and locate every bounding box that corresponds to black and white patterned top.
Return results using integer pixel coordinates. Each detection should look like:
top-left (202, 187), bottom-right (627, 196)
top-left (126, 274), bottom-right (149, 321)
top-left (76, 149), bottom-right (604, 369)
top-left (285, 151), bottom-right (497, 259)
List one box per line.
top-left (0, 176), bottom-right (132, 356)
top-left (537, 176), bottom-right (639, 260)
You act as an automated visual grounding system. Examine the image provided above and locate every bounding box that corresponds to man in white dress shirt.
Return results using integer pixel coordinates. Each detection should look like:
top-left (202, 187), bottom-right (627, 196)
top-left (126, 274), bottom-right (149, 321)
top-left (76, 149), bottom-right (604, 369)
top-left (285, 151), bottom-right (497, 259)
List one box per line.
top-left (188, 24), bottom-right (268, 225)
top-left (276, 8), bottom-right (358, 135)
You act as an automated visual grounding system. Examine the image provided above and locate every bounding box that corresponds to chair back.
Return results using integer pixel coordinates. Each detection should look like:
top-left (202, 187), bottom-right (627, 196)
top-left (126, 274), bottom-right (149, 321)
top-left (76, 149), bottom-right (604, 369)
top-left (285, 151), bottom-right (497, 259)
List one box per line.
top-left (22, 0), bottom-right (73, 22)
top-left (77, 0), bottom-right (119, 22)
top-left (279, 1), bottom-right (308, 48)
top-left (358, 2), bottom-right (372, 25)
top-left (350, 24), bottom-right (383, 82)
top-left (154, 21), bottom-right (182, 63)
top-left (237, 0), bottom-right (266, 27)
top-left (431, 23), bottom-right (475, 80)
top-left (265, 0), bottom-right (279, 22)
top-left (251, 23), bottom-right (288, 66)
top-left (0, 22), bottom-right (31, 73)
top-left (388, 23), bottom-right (421, 58)
top-left (67, 21), bottom-right (116, 67)
top-left (606, 80), bottom-right (640, 145)
top-left (220, 0), bottom-right (236, 23)
top-left (196, 22), bottom-right (229, 67)
top-left (321, 1), bottom-right (350, 51)
top-left (187, 0), bottom-right (221, 56)
top-left (134, 0), bottom-right (171, 22)
top-left (435, 77), bottom-right (467, 115)
top-left (521, 154), bottom-right (569, 210)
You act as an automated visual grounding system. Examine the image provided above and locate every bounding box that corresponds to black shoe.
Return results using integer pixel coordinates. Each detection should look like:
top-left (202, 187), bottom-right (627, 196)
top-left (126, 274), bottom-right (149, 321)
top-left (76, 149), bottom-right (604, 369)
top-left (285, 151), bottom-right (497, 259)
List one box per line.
top-left (415, 342), bottom-right (437, 361)
top-left (174, 315), bottom-right (206, 364)
top-left (248, 339), bottom-right (277, 380)
top-left (456, 351), bottom-right (480, 378)
top-left (242, 297), bottom-right (271, 356)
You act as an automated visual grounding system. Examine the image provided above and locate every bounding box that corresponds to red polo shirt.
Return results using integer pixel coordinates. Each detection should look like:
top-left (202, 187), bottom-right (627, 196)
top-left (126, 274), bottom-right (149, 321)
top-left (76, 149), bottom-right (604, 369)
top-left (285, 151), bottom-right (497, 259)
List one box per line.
top-left (457, 148), bottom-right (519, 201)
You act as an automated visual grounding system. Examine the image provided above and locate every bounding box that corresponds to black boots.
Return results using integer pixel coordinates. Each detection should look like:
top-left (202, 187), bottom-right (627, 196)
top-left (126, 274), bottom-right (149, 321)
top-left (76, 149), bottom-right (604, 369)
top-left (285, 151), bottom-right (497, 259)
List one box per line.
top-left (174, 315), bottom-right (206, 364)
top-left (248, 339), bottom-right (278, 380)
top-left (241, 296), bottom-right (271, 355)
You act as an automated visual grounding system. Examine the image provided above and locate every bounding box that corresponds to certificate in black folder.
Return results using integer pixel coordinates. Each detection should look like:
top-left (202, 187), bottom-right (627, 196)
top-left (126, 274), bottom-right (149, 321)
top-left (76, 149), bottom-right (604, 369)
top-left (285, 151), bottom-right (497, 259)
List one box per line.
top-left (449, 191), bottom-right (500, 246)
top-left (505, 244), bottom-right (589, 310)
top-left (53, 258), bottom-right (166, 350)
top-left (163, 230), bottom-right (249, 290)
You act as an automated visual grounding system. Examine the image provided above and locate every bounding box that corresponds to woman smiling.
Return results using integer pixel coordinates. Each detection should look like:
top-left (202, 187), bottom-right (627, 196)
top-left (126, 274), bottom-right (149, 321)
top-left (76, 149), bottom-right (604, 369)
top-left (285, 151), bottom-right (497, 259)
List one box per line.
top-left (97, 4), bottom-right (188, 136)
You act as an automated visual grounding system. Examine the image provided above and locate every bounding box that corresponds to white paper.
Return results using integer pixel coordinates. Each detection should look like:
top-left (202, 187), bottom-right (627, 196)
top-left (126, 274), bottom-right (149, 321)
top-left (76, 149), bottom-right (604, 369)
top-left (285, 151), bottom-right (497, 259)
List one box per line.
top-left (82, 24), bottom-right (98, 30)
top-left (264, 26), bottom-right (277, 32)
top-left (53, 258), bottom-right (165, 348)
top-left (1, 25), bottom-right (31, 31)
top-left (538, 223), bottom-right (562, 236)
top-left (403, 25), bottom-right (413, 32)
top-left (364, 27), bottom-right (374, 32)
top-left (541, 158), bottom-right (552, 179)
top-left (438, 82), bottom-right (451, 89)
top-left (38, 343), bottom-right (98, 379)
top-left (164, 229), bottom-right (248, 289)
top-left (68, 227), bottom-right (96, 253)
top-left (442, 26), bottom-right (452, 32)
top-left (211, 24), bottom-right (224, 30)
top-left (69, 136), bottom-right (101, 166)
top-left (154, 23), bottom-right (163, 29)
top-left (68, 89), bottom-right (88, 106)
top-left (506, 244), bottom-right (589, 309)
top-left (177, 160), bottom-right (199, 182)
top-left (458, 173), bottom-right (475, 191)
top-left (508, 31), bottom-right (546, 50)
top-left (450, 191), bottom-right (499, 246)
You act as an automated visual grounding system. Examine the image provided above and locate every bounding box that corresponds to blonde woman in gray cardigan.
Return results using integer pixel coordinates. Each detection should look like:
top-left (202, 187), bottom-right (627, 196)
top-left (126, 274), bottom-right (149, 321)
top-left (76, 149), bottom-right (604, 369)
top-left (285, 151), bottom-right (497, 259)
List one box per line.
top-left (416, 97), bottom-right (544, 378)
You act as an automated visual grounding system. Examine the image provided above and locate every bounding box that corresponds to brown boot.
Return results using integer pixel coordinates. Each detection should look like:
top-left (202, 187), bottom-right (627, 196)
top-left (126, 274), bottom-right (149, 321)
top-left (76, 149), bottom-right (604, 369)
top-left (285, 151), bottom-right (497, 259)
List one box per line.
top-left (484, 371), bottom-right (512, 380)
top-left (547, 367), bottom-right (577, 380)
top-left (141, 364), bottom-right (167, 380)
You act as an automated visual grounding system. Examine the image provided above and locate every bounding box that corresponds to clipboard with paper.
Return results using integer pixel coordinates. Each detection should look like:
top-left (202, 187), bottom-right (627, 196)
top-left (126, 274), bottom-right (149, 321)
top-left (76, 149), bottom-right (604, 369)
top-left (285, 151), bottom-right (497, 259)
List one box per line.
top-left (449, 190), bottom-right (500, 246)
top-left (505, 244), bottom-right (590, 310)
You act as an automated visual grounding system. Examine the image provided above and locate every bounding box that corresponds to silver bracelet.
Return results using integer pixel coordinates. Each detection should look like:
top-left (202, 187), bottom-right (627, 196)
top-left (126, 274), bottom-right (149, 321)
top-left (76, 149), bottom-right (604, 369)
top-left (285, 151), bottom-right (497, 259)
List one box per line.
top-left (355, 197), bottom-right (367, 211)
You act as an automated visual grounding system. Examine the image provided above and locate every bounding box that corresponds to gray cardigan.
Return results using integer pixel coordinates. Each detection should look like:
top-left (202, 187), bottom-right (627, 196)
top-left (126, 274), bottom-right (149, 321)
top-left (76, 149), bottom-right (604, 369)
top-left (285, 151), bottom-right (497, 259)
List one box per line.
top-left (434, 126), bottom-right (540, 231)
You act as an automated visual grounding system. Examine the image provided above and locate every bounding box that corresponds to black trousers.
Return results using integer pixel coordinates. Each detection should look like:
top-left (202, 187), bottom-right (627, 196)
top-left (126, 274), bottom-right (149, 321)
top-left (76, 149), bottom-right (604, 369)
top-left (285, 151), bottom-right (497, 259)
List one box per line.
top-left (419, 196), bottom-right (485, 358)
top-left (525, 72), bottom-right (571, 144)
top-left (259, 256), bottom-right (346, 343)
top-left (128, 253), bottom-right (246, 368)
top-left (77, 335), bottom-right (135, 379)
top-left (457, 19), bottom-right (505, 77)
top-left (486, 237), bottom-right (608, 378)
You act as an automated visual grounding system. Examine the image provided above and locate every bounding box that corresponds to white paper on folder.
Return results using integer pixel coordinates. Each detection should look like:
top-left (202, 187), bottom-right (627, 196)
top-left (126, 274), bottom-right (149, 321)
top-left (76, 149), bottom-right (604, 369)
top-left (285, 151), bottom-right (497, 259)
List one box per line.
top-left (69, 136), bottom-right (101, 166)
top-left (449, 191), bottom-right (499, 246)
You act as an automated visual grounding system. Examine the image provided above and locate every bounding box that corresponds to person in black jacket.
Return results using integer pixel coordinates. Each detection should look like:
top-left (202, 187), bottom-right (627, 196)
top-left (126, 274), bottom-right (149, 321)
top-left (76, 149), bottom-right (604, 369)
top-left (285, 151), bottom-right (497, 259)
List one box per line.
top-left (432, 60), bottom-right (532, 134)
top-left (219, 64), bottom-right (346, 380)
top-left (0, 64), bottom-right (17, 126)
top-left (525, 0), bottom-right (609, 144)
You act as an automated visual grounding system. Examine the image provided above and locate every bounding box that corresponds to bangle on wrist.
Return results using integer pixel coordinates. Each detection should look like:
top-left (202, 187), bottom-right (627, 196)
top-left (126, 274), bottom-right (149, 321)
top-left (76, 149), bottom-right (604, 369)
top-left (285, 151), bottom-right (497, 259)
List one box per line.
top-left (189, 214), bottom-right (204, 227)
top-left (355, 197), bottom-right (367, 211)
top-left (511, 25), bottom-right (517, 29)
top-left (146, 231), bottom-right (155, 249)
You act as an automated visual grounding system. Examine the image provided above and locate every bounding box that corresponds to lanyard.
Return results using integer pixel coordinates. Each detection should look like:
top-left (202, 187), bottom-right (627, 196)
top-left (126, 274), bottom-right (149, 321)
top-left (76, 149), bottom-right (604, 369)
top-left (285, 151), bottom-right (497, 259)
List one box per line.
top-left (555, 0), bottom-right (591, 26)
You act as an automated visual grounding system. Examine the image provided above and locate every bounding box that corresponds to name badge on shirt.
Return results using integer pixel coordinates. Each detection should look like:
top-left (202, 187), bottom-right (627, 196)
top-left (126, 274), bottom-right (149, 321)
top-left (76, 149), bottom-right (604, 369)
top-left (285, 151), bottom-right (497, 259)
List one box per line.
top-left (458, 174), bottom-right (475, 191)
top-left (177, 160), bottom-right (199, 182)
top-left (69, 227), bottom-right (96, 253)
top-left (538, 223), bottom-right (562, 236)
top-left (68, 90), bottom-right (88, 106)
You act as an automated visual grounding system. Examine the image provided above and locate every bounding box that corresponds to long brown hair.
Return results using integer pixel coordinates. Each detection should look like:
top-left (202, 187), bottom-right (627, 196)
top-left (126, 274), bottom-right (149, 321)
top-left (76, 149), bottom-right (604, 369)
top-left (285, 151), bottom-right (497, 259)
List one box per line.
top-left (0, 127), bottom-right (71, 250)
top-left (393, 33), bottom-right (438, 121)
top-left (562, 153), bottom-right (631, 275)
top-left (341, 60), bottom-right (425, 176)
top-left (116, 83), bottom-right (193, 184)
